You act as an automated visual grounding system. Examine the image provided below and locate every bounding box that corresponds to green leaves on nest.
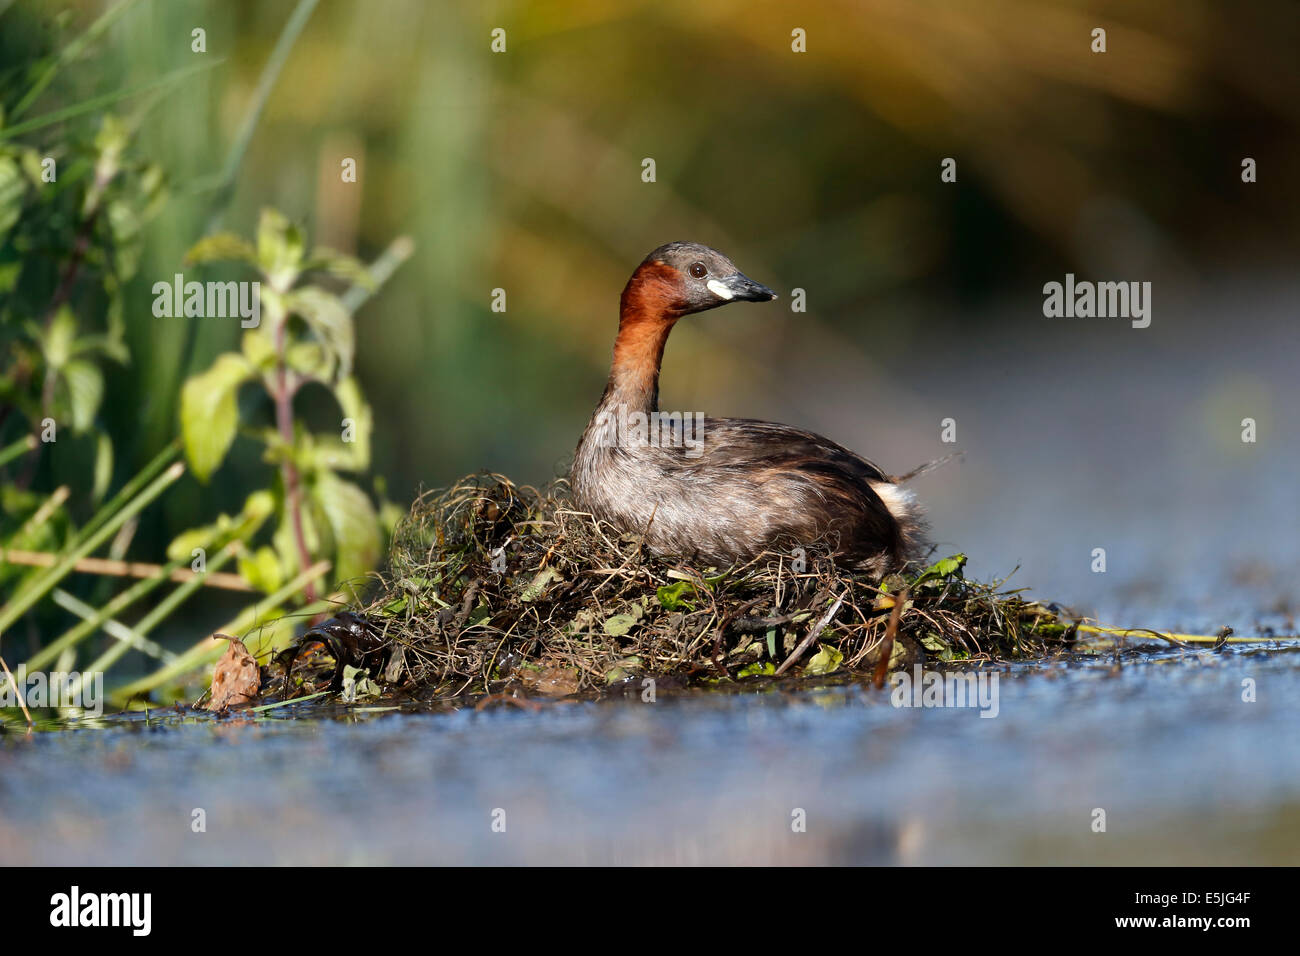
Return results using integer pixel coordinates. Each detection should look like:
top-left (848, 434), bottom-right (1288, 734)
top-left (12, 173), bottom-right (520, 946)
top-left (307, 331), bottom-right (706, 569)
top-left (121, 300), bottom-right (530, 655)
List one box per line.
top-left (656, 580), bottom-right (696, 610)
top-left (519, 567), bottom-right (564, 602)
top-left (603, 604), bottom-right (643, 637)
top-left (910, 553), bottom-right (967, 588)
top-left (339, 665), bottom-right (380, 703)
top-left (656, 572), bottom-right (726, 611)
top-left (804, 644), bottom-right (844, 676)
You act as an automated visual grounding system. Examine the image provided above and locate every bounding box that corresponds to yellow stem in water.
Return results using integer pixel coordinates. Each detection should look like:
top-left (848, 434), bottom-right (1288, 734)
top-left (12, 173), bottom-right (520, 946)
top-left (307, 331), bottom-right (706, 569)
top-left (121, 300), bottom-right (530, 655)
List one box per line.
top-left (1076, 623), bottom-right (1287, 645)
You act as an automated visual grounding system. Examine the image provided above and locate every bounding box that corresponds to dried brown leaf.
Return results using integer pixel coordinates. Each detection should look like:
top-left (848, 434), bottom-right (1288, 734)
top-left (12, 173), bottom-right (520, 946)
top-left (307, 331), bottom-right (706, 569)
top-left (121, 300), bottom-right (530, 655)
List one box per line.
top-left (205, 635), bottom-right (261, 711)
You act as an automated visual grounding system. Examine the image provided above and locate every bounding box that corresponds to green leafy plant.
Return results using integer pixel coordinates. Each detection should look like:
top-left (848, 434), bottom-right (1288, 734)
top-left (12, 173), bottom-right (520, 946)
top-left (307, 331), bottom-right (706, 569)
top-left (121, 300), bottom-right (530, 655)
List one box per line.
top-left (175, 209), bottom-right (402, 601)
top-left (1, 107), bottom-right (167, 496)
top-left (2, 5), bottom-right (175, 622)
top-left (1, 1), bottom-right (397, 715)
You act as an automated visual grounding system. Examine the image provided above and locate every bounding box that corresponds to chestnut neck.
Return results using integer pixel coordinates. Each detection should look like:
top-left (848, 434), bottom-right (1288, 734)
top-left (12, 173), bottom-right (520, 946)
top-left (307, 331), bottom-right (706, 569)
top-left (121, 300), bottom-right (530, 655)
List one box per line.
top-left (602, 262), bottom-right (685, 413)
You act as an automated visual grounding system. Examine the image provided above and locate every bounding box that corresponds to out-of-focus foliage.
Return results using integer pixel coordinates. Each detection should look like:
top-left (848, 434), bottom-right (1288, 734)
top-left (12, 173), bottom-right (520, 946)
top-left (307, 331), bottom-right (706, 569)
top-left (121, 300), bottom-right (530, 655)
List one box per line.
top-left (0, 109), bottom-right (164, 435)
top-left (0, 3), bottom-right (171, 584)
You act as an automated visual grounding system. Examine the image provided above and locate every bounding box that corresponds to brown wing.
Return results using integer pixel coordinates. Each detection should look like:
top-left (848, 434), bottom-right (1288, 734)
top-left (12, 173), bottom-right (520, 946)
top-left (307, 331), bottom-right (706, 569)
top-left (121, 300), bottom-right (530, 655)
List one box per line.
top-left (685, 417), bottom-right (890, 484)
top-left (661, 417), bottom-right (902, 559)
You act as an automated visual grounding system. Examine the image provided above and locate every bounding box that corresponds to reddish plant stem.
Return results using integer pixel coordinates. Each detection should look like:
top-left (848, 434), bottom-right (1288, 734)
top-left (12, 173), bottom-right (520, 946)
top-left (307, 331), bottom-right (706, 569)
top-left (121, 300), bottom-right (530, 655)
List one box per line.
top-left (273, 318), bottom-right (318, 603)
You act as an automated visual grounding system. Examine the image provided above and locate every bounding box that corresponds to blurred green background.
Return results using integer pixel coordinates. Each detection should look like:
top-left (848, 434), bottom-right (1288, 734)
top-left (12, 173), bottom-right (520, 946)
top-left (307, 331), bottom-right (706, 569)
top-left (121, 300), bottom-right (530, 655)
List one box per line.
top-left (4, 0), bottom-right (1299, 629)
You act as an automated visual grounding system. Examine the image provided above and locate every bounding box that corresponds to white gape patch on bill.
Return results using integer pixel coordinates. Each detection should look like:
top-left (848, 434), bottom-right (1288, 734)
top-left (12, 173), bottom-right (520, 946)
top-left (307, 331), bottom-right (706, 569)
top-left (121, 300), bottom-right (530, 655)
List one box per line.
top-left (706, 279), bottom-right (735, 300)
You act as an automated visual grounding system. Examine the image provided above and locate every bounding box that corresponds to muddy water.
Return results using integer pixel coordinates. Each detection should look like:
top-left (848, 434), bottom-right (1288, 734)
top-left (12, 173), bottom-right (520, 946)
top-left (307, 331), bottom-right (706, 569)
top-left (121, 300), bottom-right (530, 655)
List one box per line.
top-left (2, 639), bottom-right (1297, 865)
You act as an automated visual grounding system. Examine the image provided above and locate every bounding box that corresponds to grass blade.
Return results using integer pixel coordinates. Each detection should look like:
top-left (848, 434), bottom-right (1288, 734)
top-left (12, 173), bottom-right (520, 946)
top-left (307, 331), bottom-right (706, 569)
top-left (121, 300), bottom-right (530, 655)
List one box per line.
top-left (75, 439), bottom-right (179, 546)
top-left (204, 0), bottom-right (320, 230)
top-left (21, 502), bottom-right (271, 672)
top-left (341, 236), bottom-right (415, 313)
top-left (9, 0), bottom-right (147, 119)
top-left (52, 588), bottom-right (175, 662)
top-left (0, 462), bottom-right (184, 637)
top-left (0, 60), bottom-right (221, 141)
top-left (22, 554), bottom-right (187, 672)
top-left (0, 435), bottom-right (37, 469)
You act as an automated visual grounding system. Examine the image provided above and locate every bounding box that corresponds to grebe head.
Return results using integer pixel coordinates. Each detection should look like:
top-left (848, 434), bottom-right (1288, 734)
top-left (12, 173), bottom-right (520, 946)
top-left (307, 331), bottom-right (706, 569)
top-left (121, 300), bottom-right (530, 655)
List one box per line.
top-left (637, 241), bottom-right (777, 316)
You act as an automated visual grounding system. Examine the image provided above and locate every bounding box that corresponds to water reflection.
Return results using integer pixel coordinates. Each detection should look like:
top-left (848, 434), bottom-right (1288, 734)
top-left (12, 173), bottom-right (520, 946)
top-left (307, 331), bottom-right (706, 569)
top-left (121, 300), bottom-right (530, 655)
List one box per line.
top-left (3, 644), bottom-right (1297, 864)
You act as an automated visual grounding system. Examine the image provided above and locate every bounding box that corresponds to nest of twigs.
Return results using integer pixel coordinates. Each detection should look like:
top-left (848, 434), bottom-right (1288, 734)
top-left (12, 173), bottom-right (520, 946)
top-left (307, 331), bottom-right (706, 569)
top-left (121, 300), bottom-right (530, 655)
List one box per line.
top-left (284, 474), bottom-right (1078, 699)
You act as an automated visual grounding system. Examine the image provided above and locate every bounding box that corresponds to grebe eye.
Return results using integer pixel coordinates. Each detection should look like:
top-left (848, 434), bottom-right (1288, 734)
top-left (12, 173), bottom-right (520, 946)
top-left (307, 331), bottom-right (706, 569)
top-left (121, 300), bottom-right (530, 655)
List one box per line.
top-left (689, 262), bottom-right (707, 278)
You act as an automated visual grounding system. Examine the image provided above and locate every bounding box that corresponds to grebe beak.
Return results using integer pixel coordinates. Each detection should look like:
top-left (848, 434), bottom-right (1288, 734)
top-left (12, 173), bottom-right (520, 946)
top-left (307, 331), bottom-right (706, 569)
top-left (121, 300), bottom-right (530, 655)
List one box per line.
top-left (706, 272), bottom-right (778, 303)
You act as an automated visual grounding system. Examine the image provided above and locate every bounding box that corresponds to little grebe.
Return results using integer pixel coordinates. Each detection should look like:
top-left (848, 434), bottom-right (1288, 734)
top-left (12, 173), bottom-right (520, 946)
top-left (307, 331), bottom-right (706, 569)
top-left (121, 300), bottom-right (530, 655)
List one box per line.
top-left (571, 242), bottom-right (924, 575)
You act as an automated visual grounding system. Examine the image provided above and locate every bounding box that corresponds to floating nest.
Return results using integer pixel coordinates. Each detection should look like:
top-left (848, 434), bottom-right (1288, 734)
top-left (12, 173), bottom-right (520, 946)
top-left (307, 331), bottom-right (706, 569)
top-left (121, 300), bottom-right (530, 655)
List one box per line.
top-left (275, 474), bottom-right (1081, 700)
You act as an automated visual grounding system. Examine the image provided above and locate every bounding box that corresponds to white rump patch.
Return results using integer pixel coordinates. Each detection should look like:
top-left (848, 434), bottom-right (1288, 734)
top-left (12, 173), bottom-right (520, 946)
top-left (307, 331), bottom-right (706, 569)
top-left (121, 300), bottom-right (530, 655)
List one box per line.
top-left (706, 279), bottom-right (735, 300)
top-left (871, 481), bottom-right (916, 520)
